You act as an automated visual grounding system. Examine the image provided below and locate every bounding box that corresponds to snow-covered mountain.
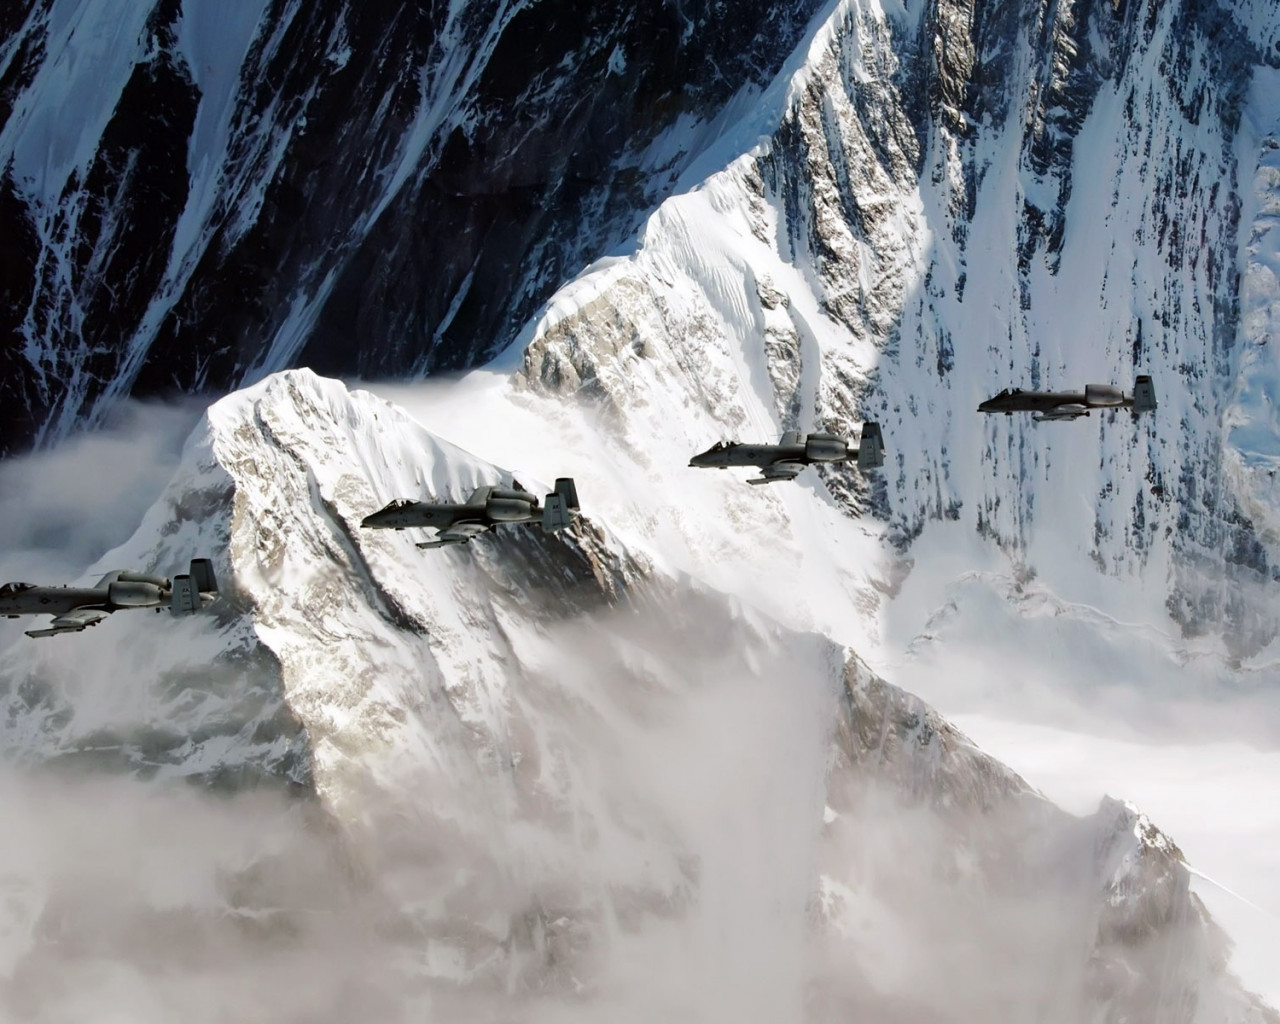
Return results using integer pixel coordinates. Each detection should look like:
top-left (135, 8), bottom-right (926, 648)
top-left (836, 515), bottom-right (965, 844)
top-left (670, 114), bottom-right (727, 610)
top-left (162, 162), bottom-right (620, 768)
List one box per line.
top-left (0, 0), bottom-right (825, 452)
top-left (515, 0), bottom-right (1280, 658)
top-left (0, 370), bottom-right (1271, 1020)
top-left (7, 0), bottom-right (1273, 643)
top-left (1, 0), bottom-right (1278, 1017)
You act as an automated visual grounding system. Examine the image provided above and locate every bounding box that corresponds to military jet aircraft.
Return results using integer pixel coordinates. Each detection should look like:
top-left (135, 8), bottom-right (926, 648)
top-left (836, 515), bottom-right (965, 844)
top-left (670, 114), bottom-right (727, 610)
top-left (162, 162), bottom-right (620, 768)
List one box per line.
top-left (362, 478), bottom-right (580, 548)
top-left (0, 558), bottom-right (220, 638)
top-left (688, 423), bottom-right (885, 485)
top-left (978, 375), bottom-right (1157, 422)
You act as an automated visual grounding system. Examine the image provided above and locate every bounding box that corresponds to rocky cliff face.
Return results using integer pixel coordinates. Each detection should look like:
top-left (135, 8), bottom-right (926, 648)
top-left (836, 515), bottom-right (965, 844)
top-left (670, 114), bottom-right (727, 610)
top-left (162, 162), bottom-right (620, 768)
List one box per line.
top-left (2, 0), bottom-right (1278, 1016)
top-left (0, 0), bottom-right (824, 452)
top-left (521, 0), bottom-right (1280, 656)
top-left (5, 0), bottom-right (1274, 643)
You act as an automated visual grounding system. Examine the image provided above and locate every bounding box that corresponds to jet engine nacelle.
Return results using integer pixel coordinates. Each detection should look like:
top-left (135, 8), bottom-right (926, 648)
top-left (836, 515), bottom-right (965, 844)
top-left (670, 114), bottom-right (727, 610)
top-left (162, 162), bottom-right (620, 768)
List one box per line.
top-left (486, 496), bottom-right (537, 522)
top-left (804, 433), bottom-right (849, 462)
top-left (1085, 384), bottom-right (1124, 407)
top-left (116, 571), bottom-right (171, 588)
top-left (107, 580), bottom-right (166, 607)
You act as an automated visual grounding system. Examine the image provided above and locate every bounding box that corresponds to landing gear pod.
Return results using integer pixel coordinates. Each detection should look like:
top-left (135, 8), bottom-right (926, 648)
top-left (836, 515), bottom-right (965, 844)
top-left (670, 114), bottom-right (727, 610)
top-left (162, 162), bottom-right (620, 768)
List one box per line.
top-left (1132, 375), bottom-right (1157, 413)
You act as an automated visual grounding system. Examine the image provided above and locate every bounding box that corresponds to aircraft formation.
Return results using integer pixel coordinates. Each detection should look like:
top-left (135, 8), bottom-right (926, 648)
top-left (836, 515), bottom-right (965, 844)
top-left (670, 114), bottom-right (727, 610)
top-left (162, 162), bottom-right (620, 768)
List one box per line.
top-left (1, 373), bottom-right (1155, 639)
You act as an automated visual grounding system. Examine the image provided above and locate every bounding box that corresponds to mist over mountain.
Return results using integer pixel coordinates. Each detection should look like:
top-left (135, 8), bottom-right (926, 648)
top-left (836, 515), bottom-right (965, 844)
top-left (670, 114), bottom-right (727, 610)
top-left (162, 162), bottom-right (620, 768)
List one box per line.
top-left (2, 0), bottom-right (1279, 1019)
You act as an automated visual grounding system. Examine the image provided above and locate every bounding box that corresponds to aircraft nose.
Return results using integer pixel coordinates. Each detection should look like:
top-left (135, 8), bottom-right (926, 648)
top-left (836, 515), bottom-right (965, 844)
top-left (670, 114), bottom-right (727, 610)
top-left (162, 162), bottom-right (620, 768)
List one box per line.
top-left (361, 505), bottom-right (397, 528)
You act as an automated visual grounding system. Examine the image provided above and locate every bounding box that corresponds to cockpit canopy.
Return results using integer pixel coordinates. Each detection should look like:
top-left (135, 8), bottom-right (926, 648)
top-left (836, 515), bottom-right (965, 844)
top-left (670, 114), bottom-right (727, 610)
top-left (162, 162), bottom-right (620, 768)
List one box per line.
top-left (0, 582), bottom-right (36, 596)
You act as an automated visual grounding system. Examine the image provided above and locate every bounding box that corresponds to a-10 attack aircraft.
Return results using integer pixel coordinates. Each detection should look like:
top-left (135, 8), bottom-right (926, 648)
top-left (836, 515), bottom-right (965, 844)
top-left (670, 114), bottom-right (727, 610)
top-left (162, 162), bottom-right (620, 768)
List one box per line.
top-left (978, 375), bottom-right (1157, 422)
top-left (0, 558), bottom-right (220, 638)
top-left (362, 478), bottom-right (581, 548)
top-left (688, 423), bottom-right (886, 485)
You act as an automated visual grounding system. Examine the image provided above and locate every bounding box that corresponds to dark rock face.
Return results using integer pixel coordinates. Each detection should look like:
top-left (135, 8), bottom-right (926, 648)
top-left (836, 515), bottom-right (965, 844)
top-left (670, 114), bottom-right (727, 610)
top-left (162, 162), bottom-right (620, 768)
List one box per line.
top-left (0, 0), bottom-right (825, 453)
top-left (750, 0), bottom-right (1277, 651)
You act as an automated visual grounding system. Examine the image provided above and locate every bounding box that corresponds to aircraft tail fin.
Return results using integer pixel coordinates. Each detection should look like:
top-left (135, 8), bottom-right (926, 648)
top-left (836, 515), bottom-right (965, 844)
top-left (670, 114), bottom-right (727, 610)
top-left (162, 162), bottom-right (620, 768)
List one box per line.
top-left (1132, 375), bottom-right (1157, 413)
top-left (554, 478), bottom-right (580, 510)
top-left (189, 558), bottom-right (218, 595)
top-left (171, 559), bottom-right (218, 616)
top-left (170, 575), bottom-right (201, 616)
top-left (856, 422), bottom-right (886, 470)
top-left (542, 478), bottom-right (579, 534)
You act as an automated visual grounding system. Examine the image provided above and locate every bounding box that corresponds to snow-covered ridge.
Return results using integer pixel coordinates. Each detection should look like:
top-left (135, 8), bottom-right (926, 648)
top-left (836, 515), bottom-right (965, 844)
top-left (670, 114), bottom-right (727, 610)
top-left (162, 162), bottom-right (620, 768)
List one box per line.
top-left (519, 0), bottom-right (1280, 657)
top-left (1226, 66), bottom-right (1280, 550)
top-left (1, 368), bottom-right (1271, 1018)
top-left (1, 0), bottom-right (1277, 1013)
top-left (0, 0), bottom-right (829, 453)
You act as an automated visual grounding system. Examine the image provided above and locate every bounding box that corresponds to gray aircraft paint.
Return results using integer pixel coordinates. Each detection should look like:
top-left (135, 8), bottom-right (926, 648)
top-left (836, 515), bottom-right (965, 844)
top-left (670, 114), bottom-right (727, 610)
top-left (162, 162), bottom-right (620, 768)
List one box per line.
top-left (978, 376), bottom-right (1158, 422)
top-left (688, 423), bottom-right (886, 485)
top-left (0, 559), bottom-right (220, 638)
top-left (362, 479), bottom-right (580, 548)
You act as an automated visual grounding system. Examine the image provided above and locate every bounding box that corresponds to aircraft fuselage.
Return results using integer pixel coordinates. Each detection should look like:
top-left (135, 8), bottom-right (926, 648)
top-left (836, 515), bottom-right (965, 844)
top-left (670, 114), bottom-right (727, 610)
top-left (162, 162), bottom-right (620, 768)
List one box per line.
top-left (977, 390), bottom-right (1125, 414)
top-left (361, 492), bottom-right (541, 531)
top-left (0, 586), bottom-right (116, 617)
top-left (688, 442), bottom-right (808, 469)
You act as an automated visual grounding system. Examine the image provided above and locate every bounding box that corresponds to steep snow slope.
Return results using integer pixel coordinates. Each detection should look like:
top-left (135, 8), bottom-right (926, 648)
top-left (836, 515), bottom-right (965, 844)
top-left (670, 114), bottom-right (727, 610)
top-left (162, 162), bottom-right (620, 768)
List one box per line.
top-left (1227, 65), bottom-right (1280, 558)
top-left (380, 0), bottom-right (1280, 1000)
top-left (0, 0), bottom-right (828, 452)
top-left (0, 0), bottom-right (1276, 1015)
top-left (505, 0), bottom-right (1280, 655)
top-left (0, 369), bottom-right (1270, 1021)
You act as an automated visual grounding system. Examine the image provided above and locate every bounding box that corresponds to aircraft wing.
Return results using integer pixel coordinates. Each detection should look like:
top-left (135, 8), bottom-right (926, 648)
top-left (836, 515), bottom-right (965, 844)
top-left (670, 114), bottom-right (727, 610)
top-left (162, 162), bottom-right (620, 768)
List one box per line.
top-left (25, 608), bottom-right (110, 639)
top-left (748, 461), bottom-right (805, 485)
top-left (416, 520), bottom-right (491, 549)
